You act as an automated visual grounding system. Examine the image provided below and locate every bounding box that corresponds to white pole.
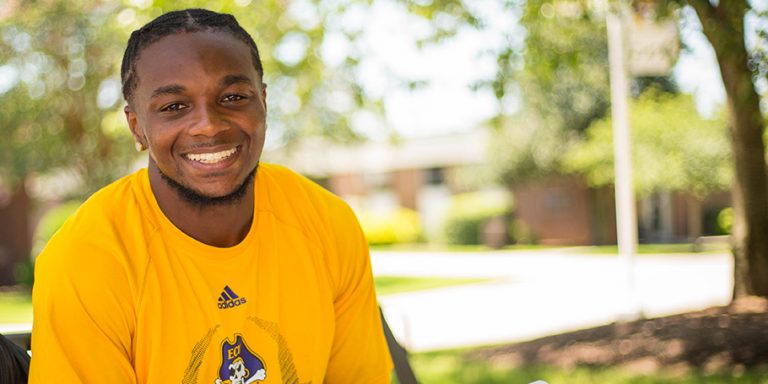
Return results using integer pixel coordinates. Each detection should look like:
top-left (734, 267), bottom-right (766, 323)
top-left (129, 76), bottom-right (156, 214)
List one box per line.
top-left (606, 2), bottom-right (640, 319)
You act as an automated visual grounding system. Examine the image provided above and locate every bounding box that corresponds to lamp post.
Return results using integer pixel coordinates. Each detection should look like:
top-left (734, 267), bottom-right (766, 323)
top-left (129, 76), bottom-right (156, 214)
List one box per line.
top-left (604, 0), bottom-right (680, 319)
top-left (606, 1), bottom-right (641, 319)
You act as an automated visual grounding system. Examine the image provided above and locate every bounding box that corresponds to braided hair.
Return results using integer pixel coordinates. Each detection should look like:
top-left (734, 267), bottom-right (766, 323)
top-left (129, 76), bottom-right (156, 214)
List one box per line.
top-left (120, 8), bottom-right (264, 102)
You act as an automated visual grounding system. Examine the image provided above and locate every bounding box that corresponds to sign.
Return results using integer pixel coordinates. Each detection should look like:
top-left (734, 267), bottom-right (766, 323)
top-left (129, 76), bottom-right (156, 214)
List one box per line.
top-left (628, 17), bottom-right (680, 76)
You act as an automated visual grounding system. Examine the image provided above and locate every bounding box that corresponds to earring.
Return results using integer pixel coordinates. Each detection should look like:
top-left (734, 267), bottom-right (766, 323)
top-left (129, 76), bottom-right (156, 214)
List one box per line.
top-left (135, 142), bottom-right (146, 152)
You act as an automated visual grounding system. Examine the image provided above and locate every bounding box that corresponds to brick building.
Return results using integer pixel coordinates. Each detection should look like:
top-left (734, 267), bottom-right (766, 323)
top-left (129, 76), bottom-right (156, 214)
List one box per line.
top-left (266, 129), bottom-right (730, 245)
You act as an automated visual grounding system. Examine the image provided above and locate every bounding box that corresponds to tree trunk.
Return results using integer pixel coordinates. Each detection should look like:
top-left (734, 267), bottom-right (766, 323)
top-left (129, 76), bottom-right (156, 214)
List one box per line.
top-left (0, 179), bottom-right (31, 286)
top-left (688, 0), bottom-right (768, 297)
top-left (685, 195), bottom-right (701, 241)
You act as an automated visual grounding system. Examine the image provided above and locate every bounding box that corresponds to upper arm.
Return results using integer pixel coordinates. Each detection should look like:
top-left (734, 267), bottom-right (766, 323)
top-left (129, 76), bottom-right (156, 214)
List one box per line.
top-left (323, 200), bottom-right (393, 383)
top-left (29, 231), bottom-right (138, 383)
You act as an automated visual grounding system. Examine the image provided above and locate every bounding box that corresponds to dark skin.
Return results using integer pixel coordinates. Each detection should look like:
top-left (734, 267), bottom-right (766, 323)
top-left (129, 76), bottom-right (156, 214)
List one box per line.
top-left (124, 31), bottom-right (267, 247)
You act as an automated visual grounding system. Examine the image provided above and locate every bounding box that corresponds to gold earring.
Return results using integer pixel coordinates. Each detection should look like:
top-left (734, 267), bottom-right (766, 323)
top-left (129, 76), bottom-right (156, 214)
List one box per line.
top-left (135, 142), bottom-right (145, 152)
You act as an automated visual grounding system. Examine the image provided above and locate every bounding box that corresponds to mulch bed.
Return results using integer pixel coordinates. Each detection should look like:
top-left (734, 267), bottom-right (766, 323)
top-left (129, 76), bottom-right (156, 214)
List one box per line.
top-left (468, 297), bottom-right (768, 375)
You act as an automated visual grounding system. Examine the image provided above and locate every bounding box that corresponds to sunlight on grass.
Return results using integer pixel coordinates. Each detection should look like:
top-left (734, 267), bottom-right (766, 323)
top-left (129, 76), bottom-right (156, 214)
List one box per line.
top-left (374, 276), bottom-right (491, 296)
top-left (370, 243), bottom-right (556, 253)
top-left (0, 291), bottom-right (32, 324)
top-left (371, 243), bottom-right (730, 255)
top-left (397, 349), bottom-right (768, 384)
top-left (563, 243), bottom-right (730, 255)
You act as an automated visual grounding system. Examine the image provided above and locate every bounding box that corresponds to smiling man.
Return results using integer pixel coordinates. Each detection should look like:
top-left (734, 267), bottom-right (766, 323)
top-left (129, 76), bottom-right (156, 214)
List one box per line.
top-left (29, 9), bottom-right (392, 383)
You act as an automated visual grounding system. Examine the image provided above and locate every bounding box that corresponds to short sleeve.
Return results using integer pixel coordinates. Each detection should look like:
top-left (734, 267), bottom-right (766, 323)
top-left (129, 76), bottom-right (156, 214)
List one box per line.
top-left (323, 201), bottom-right (393, 383)
top-left (29, 226), bottom-right (137, 383)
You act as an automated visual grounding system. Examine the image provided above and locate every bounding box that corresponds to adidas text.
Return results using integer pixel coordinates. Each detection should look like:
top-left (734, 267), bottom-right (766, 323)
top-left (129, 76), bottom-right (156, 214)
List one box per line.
top-left (218, 297), bottom-right (247, 309)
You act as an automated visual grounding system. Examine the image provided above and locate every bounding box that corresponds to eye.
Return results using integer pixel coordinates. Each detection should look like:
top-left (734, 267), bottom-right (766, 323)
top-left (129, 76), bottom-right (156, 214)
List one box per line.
top-left (160, 103), bottom-right (187, 112)
top-left (221, 94), bottom-right (247, 103)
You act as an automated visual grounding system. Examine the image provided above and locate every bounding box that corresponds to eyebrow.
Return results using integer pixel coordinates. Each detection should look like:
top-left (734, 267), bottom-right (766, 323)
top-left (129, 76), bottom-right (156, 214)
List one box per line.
top-left (150, 84), bottom-right (186, 99)
top-left (220, 74), bottom-right (254, 88)
top-left (149, 75), bottom-right (254, 100)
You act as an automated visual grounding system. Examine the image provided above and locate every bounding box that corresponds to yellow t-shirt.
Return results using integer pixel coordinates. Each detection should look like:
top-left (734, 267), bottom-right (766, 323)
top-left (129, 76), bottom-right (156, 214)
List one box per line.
top-left (30, 163), bottom-right (392, 383)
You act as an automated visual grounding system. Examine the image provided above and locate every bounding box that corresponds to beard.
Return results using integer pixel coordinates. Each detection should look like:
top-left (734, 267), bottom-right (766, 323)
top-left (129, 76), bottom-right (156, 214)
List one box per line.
top-left (157, 164), bottom-right (258, 208)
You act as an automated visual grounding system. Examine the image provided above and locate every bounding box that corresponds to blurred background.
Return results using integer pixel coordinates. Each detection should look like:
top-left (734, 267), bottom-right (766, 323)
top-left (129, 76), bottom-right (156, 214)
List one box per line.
top-left (1, 0), bottom-right (767, 382)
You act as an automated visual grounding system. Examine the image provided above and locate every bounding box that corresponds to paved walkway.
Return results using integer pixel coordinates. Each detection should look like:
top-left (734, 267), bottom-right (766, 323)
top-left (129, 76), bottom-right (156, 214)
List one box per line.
top-left (373, 249), bottom-right (733, 352)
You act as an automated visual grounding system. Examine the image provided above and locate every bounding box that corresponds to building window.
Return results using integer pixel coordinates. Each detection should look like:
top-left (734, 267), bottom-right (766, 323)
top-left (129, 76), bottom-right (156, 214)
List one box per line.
top-left (425, 167), bottom-right (445, 186)
top-left (544, 190), bottom-right (571, 211)
top-left (364, 172), bottom-right (390, 192)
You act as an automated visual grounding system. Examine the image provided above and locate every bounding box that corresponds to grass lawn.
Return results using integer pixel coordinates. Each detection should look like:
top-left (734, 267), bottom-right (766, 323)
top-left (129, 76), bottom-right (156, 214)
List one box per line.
top-left (374, 276), bottom-right (491, 296)
top-left (0, 290), bottom-right (32, 324)
top-left (398, 298), bottom-right (768, 383)
top-left (398, 348), bottom-right (768, 384)
top-left (371, 242), bottom-right (730, 254)
top-left (561, 242), bottom-right (730, 255)
top-left (370, 243), bottom-right (557, 253)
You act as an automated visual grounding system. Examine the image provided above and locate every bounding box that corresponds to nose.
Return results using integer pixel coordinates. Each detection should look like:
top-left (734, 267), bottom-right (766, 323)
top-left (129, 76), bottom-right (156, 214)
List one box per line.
top-left (188, 103), bottom-right (229, 137)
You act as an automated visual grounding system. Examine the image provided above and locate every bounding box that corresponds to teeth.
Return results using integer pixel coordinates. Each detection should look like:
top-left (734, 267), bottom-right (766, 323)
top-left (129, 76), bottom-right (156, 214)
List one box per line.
top-left (186, 147), bottom-right (237, 164)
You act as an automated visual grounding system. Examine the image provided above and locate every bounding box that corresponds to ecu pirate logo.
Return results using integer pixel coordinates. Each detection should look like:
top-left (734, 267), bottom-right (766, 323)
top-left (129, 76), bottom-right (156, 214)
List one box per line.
top-left (215, 334), bottom-right (266, 384)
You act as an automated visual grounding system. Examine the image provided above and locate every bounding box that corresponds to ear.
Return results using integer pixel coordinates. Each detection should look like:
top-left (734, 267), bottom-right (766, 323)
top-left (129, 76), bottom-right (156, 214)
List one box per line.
top-left (260, 83), bottom-right (267, 112)
top-left (124, 105), bottom-right (145, 146)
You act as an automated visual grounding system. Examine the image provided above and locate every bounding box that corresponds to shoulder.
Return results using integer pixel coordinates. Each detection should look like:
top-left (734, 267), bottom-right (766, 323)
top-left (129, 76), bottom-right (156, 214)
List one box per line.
top-left (31, 176), bottom-right (144, 363)
top-left (35, 171), bottom-right (151, 290)
top-left (257, 163), bottom-right (361, 252)
top-left (258, 163), bottom-right (353, 219)
top-left (47, 170), bottom-right (148, 245)
top-left (257, 164), bottom-right (369, 299)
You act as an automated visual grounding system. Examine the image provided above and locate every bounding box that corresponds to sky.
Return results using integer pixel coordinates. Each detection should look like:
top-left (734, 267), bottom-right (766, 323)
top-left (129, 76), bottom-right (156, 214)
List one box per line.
top-left (348, 0), bottom-right (727, 139)
top-left (673, 5), bottom-right (726, 118)
top-left (352, 0), bottom-right (514, 138)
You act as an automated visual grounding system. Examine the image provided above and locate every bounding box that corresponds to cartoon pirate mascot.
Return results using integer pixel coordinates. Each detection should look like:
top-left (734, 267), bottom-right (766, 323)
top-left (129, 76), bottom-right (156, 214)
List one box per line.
top-left (215, 335), bottom-right (266, 384)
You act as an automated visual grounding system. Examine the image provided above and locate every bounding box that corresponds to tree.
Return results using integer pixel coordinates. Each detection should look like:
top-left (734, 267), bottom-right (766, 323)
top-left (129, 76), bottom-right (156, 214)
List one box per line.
top-left (520, 0), bottom-right (768, 298)
top-left (0, 1), bottom-right (134, 284)
top-left (683, 0), bottom-right (768, 297)
top-left (412, 0), bottom-right (768, 297)
top-left (488, 0), bottom-right (768, 298)
top-left (489, 0), bottom-right (611, 184)
top-left (0, 0), bottom-right (393, 284)
top-left (564, 90), bottom-right (731, 198)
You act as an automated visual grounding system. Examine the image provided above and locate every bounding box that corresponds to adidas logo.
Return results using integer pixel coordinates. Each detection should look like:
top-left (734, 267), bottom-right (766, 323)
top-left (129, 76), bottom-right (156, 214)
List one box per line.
top-left (217, 285), bottom-right (247, 310)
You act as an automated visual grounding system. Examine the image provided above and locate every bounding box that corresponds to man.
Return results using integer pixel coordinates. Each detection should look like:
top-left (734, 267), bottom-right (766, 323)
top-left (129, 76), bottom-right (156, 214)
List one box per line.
top-left (30, 8), bottom-right (392, 383)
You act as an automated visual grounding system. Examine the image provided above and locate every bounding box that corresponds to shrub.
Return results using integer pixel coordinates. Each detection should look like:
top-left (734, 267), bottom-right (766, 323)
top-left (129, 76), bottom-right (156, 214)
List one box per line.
top-left (13, 259), bottom-right (34, 288)
top-left (358, 208), bottom-right (423, 246)
top-left (509, 218), bottom-right (537, 245)
top-left (717, 207), bottom-right (733, 235)
top-left (442, 190), bottom-right (514, 245)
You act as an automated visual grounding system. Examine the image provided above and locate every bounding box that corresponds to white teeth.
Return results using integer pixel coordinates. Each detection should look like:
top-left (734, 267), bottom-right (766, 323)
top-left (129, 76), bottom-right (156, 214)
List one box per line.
top-left (185, 148), bottom-right (237, 164)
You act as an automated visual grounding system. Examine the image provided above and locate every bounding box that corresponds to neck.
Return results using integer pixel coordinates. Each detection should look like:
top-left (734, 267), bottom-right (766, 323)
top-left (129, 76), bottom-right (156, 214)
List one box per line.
top-left (147, 163), bottom-right (255, 248)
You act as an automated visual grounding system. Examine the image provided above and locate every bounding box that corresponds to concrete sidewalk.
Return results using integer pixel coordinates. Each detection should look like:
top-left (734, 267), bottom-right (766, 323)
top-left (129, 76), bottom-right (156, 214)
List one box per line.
top-left (373, 249), bottom-right (733, 352)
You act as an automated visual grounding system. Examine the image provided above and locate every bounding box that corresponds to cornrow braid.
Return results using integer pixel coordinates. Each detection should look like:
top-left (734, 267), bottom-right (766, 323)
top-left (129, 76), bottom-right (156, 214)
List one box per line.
top-left (120, 8), bottom-right (264, 102)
